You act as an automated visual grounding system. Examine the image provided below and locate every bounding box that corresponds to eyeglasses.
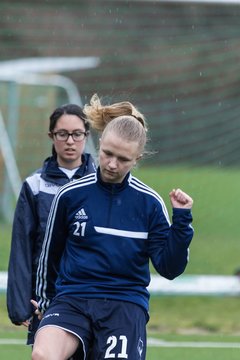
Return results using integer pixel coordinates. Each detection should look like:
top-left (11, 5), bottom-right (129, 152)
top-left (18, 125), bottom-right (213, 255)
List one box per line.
top-left (53, 130), bottom-right (88, 142)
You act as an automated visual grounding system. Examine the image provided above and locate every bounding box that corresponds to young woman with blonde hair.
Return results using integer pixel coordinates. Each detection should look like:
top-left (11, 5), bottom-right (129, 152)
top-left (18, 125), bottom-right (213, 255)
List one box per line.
top-left (32, 94), bottom-right (194, 360)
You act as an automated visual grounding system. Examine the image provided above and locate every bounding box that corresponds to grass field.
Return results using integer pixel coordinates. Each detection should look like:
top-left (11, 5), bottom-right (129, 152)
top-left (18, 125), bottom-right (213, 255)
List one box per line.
top-left (1, 165), bottom-right (240, 358)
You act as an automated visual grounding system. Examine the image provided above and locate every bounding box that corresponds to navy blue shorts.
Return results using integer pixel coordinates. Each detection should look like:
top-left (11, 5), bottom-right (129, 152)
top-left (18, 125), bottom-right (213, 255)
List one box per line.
top-left (37, 296), bottom-right (149, 359)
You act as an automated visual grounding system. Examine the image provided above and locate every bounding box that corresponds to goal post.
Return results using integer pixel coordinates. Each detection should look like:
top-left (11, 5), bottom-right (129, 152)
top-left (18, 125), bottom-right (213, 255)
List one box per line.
top-left (0, 72), bottom-right (98, 223)
top-left (0, 110), bottom-right (22, 222)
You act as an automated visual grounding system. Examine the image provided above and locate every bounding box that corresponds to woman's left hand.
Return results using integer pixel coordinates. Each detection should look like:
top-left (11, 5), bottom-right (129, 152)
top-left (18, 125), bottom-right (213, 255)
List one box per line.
top-left (169, 188), bottom-right (193, 209)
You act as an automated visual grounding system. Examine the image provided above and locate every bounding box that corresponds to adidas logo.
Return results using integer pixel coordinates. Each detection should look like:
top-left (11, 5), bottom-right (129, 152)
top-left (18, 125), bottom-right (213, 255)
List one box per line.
top-left (75, 208), bottom-right (88, 220)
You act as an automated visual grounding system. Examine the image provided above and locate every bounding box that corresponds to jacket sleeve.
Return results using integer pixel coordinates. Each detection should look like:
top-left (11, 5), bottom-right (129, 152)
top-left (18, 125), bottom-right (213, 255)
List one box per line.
top-left (7, 181), bottom-right (37, 325)
top-left (149, 206), bottom-right (194, 280)
top-left (36, 191), bottom-right (67, 313)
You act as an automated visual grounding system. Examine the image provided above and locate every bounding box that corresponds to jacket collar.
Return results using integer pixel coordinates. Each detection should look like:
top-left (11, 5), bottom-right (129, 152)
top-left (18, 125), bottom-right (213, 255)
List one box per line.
top-left (41, 153), bottom-right (96, 185)
top-left (97, 167), bottom-right (130, 193)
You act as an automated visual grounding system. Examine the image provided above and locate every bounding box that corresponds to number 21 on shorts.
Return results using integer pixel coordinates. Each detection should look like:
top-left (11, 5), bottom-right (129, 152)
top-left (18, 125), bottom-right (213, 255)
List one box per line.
top-left (104, 335), bottom-right (128, 359)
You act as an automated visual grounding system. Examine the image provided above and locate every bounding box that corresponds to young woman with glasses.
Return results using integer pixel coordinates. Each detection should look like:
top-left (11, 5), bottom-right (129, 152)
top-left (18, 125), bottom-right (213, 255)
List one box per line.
top-left (7, 104), bottom-right (96, 353)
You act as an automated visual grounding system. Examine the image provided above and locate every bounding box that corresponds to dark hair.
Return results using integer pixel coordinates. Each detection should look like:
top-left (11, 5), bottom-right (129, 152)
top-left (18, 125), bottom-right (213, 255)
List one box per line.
top-left (49, 104), bottom-right (90, 156)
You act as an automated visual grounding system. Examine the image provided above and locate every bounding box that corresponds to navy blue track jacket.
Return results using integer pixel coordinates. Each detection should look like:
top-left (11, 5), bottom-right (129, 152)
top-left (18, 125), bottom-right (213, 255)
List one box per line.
top-left (7, 153), bottom-right (96, 326)
top-left (36, 168), bottom-right (194, 313)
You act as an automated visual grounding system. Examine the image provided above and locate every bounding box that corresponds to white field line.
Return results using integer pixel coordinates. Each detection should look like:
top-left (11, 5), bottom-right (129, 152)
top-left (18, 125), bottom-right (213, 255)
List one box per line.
top-left (1, 337), bottom-right (240, 348)
top-left (0, 339), bottom-right (25, 345)
top-left (148, 338), bottom-right (240, 348)
top-left (2, 273), bottom-right (240, 295)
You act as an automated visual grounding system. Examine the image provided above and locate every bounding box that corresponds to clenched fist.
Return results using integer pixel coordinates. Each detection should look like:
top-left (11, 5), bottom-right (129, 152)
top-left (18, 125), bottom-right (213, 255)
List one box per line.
top-left (169, 188), bottom-right (193, 209)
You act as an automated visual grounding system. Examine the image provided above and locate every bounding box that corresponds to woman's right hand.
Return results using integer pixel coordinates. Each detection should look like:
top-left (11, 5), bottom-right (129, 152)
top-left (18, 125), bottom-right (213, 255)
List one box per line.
top-left (31, 299), bottom-right (43, 320)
